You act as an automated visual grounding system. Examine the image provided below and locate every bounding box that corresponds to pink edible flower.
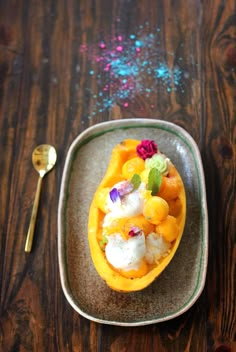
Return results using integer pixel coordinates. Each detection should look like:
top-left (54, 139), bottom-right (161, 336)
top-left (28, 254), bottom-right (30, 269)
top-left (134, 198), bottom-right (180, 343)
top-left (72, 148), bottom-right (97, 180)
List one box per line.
top-left (128, 227), bottom-right (143, 237)
top-left (116, 181), bottom-right (133, 196)
top-left (136, 140), bottom-right (158, 160)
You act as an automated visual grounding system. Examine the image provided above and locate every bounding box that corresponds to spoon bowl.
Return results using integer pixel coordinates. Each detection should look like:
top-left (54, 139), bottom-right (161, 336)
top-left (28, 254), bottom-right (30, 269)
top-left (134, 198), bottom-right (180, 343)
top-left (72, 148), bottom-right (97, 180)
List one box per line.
top-left (25, 144), bottom-right (57, 252)
top-left (32, 144), bottom-right (57, 176)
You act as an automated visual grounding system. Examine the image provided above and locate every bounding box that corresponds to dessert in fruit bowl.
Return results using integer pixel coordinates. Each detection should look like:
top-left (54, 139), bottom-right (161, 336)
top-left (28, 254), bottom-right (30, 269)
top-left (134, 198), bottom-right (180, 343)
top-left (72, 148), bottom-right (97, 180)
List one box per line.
top-left (88, 139), bottom-right (186, 292)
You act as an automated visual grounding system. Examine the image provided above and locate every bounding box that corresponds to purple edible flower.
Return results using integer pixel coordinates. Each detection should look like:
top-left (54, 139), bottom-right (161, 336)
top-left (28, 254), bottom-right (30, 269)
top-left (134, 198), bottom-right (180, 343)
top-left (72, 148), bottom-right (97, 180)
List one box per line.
top-left (109, 188), bottom-right (121, 203)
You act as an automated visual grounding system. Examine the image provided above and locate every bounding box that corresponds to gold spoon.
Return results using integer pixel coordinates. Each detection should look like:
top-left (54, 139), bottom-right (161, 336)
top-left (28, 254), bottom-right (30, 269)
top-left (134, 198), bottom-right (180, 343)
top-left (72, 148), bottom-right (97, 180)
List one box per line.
top-left (25, 144), bottom-right (57, 253)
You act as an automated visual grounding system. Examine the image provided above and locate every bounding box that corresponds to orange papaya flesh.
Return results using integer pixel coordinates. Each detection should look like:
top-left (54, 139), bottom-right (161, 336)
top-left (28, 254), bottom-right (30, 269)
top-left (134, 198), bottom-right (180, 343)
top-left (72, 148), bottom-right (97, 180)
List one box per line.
top-left (88, 139), bottom-right (186, 292)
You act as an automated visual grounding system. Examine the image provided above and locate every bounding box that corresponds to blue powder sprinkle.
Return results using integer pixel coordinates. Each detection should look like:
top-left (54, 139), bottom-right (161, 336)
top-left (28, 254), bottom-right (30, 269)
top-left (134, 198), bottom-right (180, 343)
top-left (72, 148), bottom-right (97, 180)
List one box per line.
top-left (173, 67), bottom-right (181, 85)
top-left (135, 40), bottom-right (142, 47)
top-left (83, 24), bottom-right (188, 118)
top-left (155, 65), bottom-right (171, 82)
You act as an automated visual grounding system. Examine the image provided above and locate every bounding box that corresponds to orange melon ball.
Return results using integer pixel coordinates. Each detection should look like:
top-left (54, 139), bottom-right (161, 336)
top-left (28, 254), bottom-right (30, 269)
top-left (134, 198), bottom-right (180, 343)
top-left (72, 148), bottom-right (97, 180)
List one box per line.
top-left (124, 215), bottom-right (155, 236)
top-left (168, 197), bottom-right (182, 217)
top-left (143, 196), bottom-right (169, 225)
top-left (94, 187), bottom-right (110, 213)
top-left (119, 259), bottom-right (148, 278)
top-left (122, 157), bottom-right (145, 179)
top-left (156, 215), bottom-right (179, 242)
top-left (158, 175), bottom-right (182, 200)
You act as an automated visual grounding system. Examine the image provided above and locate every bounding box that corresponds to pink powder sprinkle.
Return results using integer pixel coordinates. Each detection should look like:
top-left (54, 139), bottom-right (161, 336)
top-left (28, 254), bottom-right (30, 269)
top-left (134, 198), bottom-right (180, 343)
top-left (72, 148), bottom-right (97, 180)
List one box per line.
top-left (124, 102), bottom-right (129, 107)
top-left (116, 46), bottom-right (123, 52)
top-left (104, 63), bottom-right (111, 71)
top-left (80, 44), bottom-right (87, 53)
top-left (99, 43), bottom-right (106, 49)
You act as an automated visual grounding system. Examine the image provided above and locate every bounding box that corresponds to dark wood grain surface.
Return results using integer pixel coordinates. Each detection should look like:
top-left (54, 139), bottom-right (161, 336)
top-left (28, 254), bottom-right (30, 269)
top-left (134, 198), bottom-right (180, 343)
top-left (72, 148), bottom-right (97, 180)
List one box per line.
top-left (0, 1), bottom-right (235, 351)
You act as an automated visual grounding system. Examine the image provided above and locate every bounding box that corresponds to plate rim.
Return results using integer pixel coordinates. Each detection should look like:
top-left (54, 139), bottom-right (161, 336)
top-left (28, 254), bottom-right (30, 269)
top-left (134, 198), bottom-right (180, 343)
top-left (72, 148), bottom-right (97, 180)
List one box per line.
top-left (58, 118), bottom-right (208, 326)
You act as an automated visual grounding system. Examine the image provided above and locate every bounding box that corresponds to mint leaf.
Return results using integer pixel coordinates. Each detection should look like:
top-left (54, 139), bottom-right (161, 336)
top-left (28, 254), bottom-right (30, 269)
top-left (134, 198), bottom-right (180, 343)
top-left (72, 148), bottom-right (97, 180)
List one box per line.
top-left (148, 168), bottom-right (162, 195)
top-left (130, 173), bottom-right (141, 190)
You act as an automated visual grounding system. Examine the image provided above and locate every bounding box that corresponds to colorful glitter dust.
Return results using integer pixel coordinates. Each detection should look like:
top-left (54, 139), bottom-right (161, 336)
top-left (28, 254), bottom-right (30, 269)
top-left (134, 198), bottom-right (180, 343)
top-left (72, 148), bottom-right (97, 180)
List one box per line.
top-left (80, 24), bottom-right (189, 119)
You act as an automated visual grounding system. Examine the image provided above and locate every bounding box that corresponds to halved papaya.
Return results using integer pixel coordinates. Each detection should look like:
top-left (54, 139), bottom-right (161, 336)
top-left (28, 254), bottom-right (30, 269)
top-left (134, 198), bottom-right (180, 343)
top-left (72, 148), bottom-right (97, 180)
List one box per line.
top-left (88, 139), bottom-right (186, 292)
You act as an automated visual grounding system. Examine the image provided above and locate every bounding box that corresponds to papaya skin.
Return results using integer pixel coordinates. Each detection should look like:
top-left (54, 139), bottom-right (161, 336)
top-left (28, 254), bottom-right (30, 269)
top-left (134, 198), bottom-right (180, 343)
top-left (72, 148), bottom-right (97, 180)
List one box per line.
top-left (88, 139), bottom-right (186, 292)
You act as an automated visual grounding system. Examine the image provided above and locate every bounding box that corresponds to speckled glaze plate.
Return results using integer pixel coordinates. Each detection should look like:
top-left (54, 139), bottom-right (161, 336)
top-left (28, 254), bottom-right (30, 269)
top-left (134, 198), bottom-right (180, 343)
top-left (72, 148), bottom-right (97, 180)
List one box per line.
top-left (58, 118), bottom-right (208, 326)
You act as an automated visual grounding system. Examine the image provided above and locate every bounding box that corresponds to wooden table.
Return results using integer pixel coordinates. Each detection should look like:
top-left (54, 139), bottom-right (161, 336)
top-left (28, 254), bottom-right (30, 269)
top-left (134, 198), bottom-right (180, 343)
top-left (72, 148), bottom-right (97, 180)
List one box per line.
top-left (0, 1), bottom-right (235, 351)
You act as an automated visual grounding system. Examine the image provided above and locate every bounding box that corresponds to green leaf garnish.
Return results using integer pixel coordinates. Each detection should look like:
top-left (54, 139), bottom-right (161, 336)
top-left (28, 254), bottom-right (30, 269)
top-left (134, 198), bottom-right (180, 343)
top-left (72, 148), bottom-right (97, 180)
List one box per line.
top-left (148, 168), bottom-right (162, 195)
top-left (130, 173), bottom-right (141, 190)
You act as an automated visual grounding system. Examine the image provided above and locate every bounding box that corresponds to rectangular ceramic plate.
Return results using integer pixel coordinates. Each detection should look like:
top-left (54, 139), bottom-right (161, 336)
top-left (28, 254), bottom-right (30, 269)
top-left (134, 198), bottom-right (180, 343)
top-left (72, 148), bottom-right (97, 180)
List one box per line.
top-left (58, 118), bottom-right (208, 326)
